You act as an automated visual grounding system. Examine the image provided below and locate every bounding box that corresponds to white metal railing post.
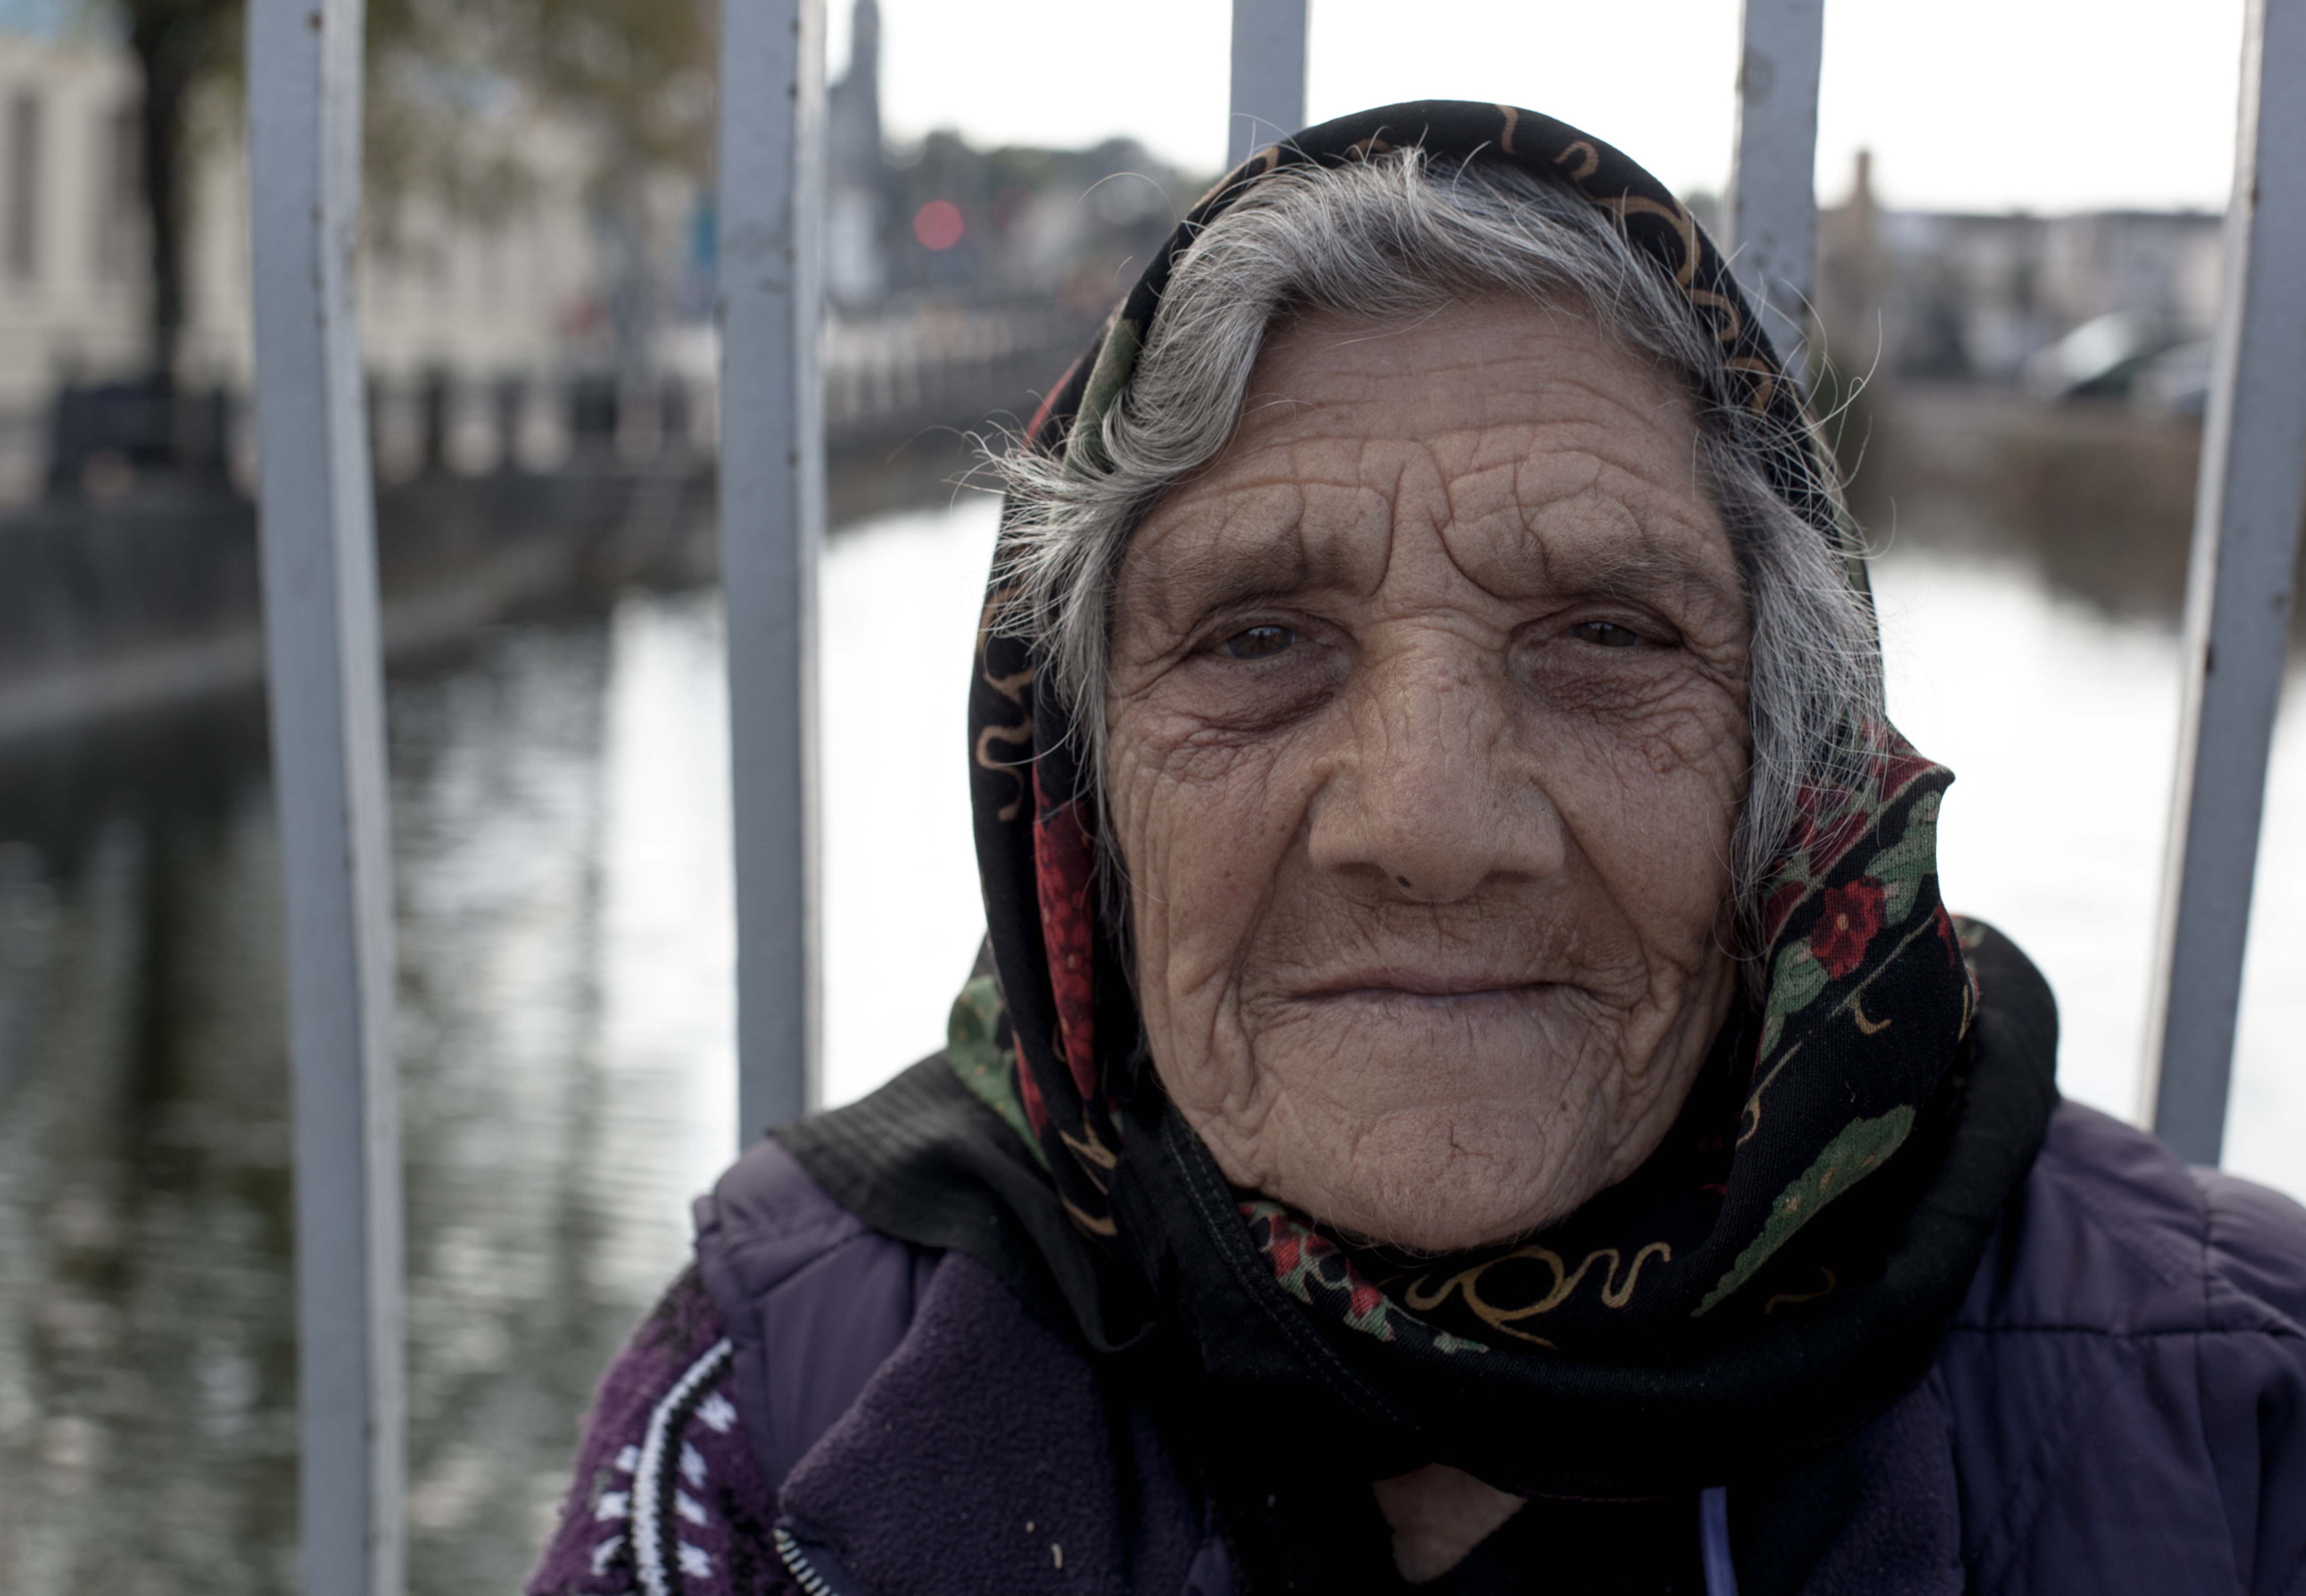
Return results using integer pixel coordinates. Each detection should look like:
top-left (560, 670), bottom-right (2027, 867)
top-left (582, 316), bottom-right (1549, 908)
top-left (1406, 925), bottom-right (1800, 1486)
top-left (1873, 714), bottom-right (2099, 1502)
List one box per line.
top-left (1227, 0), bottom-right (1308, 169)
top-left (245, 0), bottom-right (404, 1590)
top-left (718, 0), bottom-right (825, 1140)
top-left (1724, 0), bottom-right (1824, 382)
top-left (2141, 0), bottom-right (2306, 1167)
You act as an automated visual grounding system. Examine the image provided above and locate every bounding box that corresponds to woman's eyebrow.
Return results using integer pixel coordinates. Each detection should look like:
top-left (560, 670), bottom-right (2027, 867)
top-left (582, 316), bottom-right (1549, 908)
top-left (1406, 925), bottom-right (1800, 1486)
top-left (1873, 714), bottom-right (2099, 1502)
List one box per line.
top-left (1124, 517), bottom-right (1364, 627)
top-left (1544, 539), bottom-right (1742, 606)
top-left (1126, 502), bottom-right (1741, 624)
top-left (1474, 508), bottom-right (1744, 612)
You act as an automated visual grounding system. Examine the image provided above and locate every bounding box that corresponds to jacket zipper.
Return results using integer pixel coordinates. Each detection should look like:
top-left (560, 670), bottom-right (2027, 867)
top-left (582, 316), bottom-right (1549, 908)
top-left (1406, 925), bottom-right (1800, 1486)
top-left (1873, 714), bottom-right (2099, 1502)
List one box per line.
top-left (774, 1524), bottom-right (840, 1596)
top-left (1699, 1485), bottom-right (1738, 1596)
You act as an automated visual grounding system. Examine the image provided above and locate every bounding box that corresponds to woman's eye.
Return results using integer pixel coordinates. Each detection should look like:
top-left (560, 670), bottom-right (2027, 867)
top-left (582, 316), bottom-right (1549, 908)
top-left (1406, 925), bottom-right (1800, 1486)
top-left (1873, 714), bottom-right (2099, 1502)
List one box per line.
top-left (1221, 624), bottom-right (1298, 660)
top-left (1568, 620), bottom-right (1645, 649)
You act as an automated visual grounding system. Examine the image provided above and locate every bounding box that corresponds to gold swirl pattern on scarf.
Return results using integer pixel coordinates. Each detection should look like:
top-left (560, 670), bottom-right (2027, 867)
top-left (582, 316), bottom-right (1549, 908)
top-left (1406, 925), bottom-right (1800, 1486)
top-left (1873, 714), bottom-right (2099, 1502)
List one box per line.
top-left (1591, 193), bottom-right (1700, 288)
top-left (1403, 1241), bottom-right (1672, 1344)
top-left (1686, 285), bottom-right (1744, 345)
top-left (1552, 139), bottom-right (1600, 182)
top-left (1496, 104), bottom-right (1520, 156)
top-left (1739, 1042), bottom-right (1801, 1146)
top-left (1062, 1197), bottom-right (1119, 1238)
top-left (974, 584), bottom-right (1030, 697)
top-left (1723, 355), bottom-right (1779, 413)
top-left (1764, 1266), bottom-right (1837, 1315)
top-left (973, 584), bottom-right (1036, 821)
top-left (1060, 1121), bottom-right (1120, 1193)
top-left (975, 723), bottom-right (1033, 822)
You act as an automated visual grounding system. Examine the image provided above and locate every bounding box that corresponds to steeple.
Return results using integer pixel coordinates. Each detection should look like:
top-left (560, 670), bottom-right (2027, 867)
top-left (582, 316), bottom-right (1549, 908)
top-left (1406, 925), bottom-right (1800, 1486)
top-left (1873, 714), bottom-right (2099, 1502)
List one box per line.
top-left (848, 0), bottom-right (881, 153)
top-left (824, 0), bottom-right (889, 305)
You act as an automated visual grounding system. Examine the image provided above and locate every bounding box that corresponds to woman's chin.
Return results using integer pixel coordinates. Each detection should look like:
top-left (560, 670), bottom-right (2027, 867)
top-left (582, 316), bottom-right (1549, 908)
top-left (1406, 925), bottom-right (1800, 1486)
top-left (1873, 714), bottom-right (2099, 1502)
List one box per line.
top-left (1258, 1106), bottom-right (1597, 1255)
top-left (1301, 1183), bottom-right (1563, 1256)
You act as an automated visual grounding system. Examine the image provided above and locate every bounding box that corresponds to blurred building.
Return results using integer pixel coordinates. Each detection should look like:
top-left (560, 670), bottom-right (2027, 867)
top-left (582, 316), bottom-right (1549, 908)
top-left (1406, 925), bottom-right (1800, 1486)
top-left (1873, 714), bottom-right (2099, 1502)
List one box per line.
top-left (0, 0), bottom-right (1199, 500)
top-left (0, 31), bottom-right (145, 410)
top-left (0, 23), bottom-right (609, 417)
top-left (812, 0), bottom-right (1199, 316)
top-left (1817, 150), bottom-right (2223, 400)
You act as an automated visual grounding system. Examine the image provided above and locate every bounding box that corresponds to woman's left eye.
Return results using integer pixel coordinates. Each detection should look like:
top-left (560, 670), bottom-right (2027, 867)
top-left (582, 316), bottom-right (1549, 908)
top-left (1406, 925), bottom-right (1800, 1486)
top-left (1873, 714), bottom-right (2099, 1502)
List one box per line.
top-left (1221, 624), bottom-right (1298, 660)
top-left (1568, 620), bottom-right (1646, 649)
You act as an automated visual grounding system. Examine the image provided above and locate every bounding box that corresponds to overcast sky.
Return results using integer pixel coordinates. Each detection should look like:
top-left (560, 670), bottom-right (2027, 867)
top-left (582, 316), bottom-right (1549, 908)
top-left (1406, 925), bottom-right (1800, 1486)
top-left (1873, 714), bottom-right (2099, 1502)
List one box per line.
top-left (839, 0), bottom-right (2247, 214)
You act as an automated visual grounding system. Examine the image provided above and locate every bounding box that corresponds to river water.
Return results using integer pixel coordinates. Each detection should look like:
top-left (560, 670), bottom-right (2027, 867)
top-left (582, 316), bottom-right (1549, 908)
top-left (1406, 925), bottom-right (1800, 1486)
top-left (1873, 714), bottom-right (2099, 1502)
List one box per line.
top-left (0, 489), bottom-right (2299, 1589)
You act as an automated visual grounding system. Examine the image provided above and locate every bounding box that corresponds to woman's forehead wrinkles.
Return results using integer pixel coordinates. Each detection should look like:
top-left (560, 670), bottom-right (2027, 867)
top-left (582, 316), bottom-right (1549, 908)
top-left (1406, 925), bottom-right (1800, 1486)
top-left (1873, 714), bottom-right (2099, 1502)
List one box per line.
top-left (1418, 510), bottom-right (1733, 622)
top-left (1238, 376), bottom-right (1679, 472)
top-left (1482, 455), bottom-right (1735, 605)
top-left (1125, 298), bottom-right (1736, 630)
top-left (1124, 480), bottom-right (1386, 627)
top-left (1132, 433), bottom-right (1730, 618)
top-left (1507, 521), bottom-right (1736, 609)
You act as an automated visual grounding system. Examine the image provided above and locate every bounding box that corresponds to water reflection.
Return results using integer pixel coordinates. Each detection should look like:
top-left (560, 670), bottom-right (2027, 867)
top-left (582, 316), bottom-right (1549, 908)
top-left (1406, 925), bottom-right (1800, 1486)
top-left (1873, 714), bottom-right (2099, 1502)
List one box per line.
top-left (0, 486), bottom-right (2298, 1589)
top-left (0, 701), bottom-right (299, 1589)
top-left (0, 493), bottom-right (1005, 1591)
top-left (1871, 546), bottom-right (2306, 1192)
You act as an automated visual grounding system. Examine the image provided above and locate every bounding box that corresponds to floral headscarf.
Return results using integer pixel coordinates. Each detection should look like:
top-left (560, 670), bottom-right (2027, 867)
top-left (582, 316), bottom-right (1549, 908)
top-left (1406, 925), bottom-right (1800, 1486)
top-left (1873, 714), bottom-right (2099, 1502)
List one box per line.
top-left (782, 101), bottom-right (2056, 1500)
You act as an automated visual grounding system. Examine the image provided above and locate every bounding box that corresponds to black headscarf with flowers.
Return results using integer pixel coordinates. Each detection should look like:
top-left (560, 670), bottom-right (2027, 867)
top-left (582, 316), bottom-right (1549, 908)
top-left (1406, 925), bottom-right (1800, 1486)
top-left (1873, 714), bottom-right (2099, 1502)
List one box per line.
top-left (778, 101), bottom-right (2058, 1502)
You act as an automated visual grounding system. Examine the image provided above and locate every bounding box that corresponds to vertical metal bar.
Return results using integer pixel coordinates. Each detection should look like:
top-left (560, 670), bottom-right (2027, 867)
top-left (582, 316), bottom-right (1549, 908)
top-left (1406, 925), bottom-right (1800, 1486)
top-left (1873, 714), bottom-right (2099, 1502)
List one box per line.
top-left (718, 0), bottom-right (825, 1139)
top-left (1227, 0), bottom-right (1308, 169)
top-left (2142, 0), bottom-right (2306, 1167)
top-left (245, 0), bottom-right (402, 1590)
top-left (1724, 0), bottom-right (1824, 381)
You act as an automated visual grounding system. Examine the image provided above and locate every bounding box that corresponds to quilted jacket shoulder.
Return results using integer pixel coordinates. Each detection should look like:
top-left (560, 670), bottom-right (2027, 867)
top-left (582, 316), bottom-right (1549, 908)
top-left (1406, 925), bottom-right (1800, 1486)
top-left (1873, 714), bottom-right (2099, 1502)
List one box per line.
top-left (1935, 1101), bottom-right (2306, 1595)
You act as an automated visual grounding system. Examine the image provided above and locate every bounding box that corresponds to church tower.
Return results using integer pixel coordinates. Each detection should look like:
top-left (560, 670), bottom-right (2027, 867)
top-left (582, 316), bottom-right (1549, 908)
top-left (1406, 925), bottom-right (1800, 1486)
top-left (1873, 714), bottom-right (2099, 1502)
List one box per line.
top-left (825, 0), bottom-right (888, 306)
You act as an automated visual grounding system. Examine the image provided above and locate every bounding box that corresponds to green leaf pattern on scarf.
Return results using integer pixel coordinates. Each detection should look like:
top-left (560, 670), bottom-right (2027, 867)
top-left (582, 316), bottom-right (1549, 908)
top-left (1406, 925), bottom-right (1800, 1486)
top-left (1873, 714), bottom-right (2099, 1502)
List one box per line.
top-left (947, 974), bottom-right (1048, 1169)
top-left (1061, 316), bottom-right (1142, 477)
top-left (1758, 941), bottom-right (1832, 1061)
top-left (1695, 1105), bottom-right (1917, 1315)
top-left (1871, 789), bottom-right (1941, 926)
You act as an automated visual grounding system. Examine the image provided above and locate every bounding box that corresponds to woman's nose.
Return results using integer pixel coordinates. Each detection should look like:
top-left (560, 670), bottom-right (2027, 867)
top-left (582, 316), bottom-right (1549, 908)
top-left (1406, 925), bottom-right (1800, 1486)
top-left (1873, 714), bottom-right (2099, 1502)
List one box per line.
top-left (1304, 649), bottom-right (1565, 902)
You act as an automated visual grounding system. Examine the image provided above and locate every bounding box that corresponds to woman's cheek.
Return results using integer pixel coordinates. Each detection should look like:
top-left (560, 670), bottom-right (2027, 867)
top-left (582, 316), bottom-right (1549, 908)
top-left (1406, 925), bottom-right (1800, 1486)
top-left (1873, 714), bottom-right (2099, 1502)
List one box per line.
top-left (1518, 644), bottom-right (1746, 790)
top-left (1107, 704), bottom-right (1301, 1100)
top-left (1531, 687), bottom-right (1746, 957)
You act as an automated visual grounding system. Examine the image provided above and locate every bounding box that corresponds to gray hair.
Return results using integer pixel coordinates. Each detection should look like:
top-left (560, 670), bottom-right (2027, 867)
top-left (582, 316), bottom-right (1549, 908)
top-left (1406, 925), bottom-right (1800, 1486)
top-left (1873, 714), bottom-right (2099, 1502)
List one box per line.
top-left (992, 147), bottom-right (1882, 988)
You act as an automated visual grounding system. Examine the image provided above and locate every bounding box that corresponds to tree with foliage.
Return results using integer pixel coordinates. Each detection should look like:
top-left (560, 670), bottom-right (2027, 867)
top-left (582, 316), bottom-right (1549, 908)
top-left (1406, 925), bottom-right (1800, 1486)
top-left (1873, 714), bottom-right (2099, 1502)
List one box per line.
top-left (104, 0), bottom-right (712, 385)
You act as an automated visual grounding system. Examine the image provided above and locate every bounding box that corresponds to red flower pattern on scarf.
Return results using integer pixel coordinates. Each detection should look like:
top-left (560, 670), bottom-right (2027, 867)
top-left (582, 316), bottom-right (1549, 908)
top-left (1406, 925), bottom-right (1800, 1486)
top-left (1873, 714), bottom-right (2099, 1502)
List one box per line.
top-left (1031, 768), bottom-right (1099, 1099)
top-left (1812, 878), bottom-right (1887, 979)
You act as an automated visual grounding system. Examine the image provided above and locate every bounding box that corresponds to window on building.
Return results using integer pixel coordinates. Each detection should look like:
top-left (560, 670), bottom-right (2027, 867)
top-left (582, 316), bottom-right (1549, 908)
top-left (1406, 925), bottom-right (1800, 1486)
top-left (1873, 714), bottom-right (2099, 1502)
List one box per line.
top-left (94, 104), bottom-right (139, 281)
top-left (7, 89), bottom-right (42, 284)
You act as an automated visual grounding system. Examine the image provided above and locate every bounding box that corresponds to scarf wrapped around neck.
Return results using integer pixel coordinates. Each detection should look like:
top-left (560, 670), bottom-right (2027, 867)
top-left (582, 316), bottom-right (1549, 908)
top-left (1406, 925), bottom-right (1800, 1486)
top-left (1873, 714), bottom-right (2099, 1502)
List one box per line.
top-left (778, 101), bottom-right (2057, 1502)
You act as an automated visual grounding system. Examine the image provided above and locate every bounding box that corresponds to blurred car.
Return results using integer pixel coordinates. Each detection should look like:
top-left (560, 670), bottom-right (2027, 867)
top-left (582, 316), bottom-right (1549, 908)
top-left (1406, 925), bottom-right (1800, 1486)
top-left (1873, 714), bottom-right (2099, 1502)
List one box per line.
top-left (2022, 310), bottom-right (2167, 401)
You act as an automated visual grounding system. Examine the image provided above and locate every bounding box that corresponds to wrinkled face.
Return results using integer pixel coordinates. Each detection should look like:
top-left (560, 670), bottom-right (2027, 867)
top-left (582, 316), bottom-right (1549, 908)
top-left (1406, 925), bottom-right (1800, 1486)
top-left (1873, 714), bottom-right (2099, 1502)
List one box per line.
top-left (1104, 297), bottom-right (1751, 1252)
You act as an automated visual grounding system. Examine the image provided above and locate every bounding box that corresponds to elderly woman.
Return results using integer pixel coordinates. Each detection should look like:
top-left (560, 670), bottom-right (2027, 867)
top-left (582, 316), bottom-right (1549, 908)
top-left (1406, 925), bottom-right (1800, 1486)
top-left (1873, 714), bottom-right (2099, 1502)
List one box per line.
top-left (530, 104), bottom-right (2306, 1595)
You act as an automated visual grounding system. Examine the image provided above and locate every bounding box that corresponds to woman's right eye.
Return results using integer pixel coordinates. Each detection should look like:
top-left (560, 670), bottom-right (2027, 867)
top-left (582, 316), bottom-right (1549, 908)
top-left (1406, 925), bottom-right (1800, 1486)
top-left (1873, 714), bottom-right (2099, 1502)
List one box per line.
top-left (1221, 624), bottom-right (1298, 660)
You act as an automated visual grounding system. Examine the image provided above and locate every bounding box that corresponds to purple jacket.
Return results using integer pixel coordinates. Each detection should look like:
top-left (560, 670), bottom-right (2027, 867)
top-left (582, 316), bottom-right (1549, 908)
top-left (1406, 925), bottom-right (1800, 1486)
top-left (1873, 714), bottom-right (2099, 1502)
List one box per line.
top-left (528, 1100), bottom-right (2306, 1595)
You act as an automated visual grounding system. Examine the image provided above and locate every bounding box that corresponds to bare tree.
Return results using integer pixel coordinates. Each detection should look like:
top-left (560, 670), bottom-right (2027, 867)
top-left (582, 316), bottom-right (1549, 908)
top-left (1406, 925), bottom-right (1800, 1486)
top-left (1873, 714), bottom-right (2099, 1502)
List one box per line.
top-left (115, 0), bottom-right (236, 384)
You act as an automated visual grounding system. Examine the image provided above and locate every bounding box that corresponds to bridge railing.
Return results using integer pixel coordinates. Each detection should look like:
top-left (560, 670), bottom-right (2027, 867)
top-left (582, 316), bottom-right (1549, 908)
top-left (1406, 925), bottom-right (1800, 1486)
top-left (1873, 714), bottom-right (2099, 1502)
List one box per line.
top-left (242, 0), bottom-right (2304, 1585)
top-left (2136, 0), bottom-right (2306, 1163)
